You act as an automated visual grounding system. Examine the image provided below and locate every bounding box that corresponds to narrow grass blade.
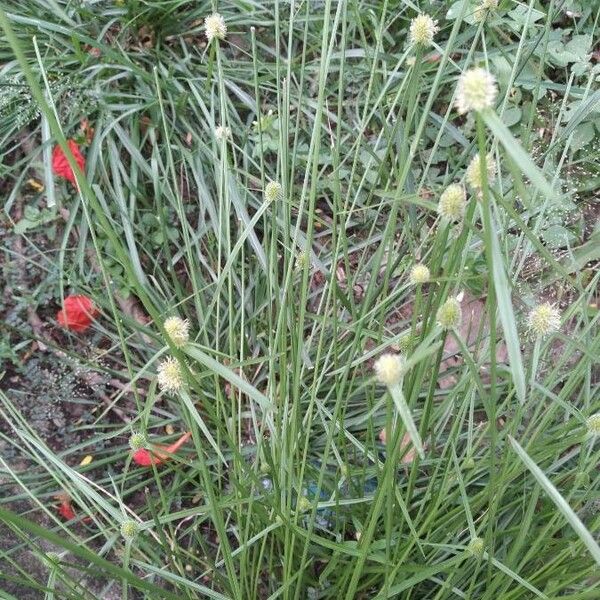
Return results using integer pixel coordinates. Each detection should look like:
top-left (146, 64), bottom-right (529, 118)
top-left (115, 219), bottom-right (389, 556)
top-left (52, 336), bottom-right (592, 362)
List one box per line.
top-left (180, 390), bottom-right (227, 465)
top-left (40, 114), bottom-right (56, 209)
top-left (509, 436), bottom-right (600, 565)
top-left (185, 344), bottom-right (273, 411)
top-left (490, 556), bottom-right (548, 599)
top-left (489, 209), bottom-right (526, 405)
top-left (0, 507), bottom-right (185, 600)
top-left (388, 383), bottom-right (425, 460)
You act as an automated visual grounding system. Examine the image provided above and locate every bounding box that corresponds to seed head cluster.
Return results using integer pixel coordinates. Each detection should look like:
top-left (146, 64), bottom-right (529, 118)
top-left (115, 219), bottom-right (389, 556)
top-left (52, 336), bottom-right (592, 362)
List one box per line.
top-left (214, 125), bottom-right (232, 141)
top-left (466, 153), bottom-right (497, 191)
top-left (438, 184), bottom-right (467, 221)
top-left (437, 297), bottom-right (462, 330)
top-left (455, 68), bottom-right (498, 114)
top-left (468, 537), bottom-right (485, 558)
top-left (374, 353), bottom-right (405, 386)
top-left (120, 520), bottom-right (139, 541)
top-left (205, 13), bottom-right (226, 43)
top-left (587, 414), bottom-right (600, 437)
top-left (410, 264), bottom-right (430, 285)
top-left (129, 431), bottom-right (148, 451)
top-left (157, 357), bottom-right (184, 393)
top-left (528, 303), bottom-right (561, 338)
top-left (409, 14), bottom-right (438, 47)
top-left (264, 181), bottom-right (282, 203)
top-left (163, 316), bottom-right (190, 348)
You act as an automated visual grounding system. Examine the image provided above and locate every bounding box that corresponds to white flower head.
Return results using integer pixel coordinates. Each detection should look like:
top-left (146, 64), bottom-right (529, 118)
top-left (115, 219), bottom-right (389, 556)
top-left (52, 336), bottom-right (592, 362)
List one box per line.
top-left (455, 68), bottom-right (497, 114)
top-left (205, 13), bottom-right (226, 43)
top-left (157, 357), bottom-right (184, 393)
top-left (374, 353), bottom-right (405, 386)
top-left (438, 183), bottom-right (467, 221)
top-left (409, 14), bottom-right (439, 47)
top-left (214, 124), bottom-right (232, 141)
top-left (410, 264), bottom-right (430, 285)
top-left (468, 537), bottom-right (485, 558)
top-left (474, 0), bottom-right (499, 22)
top-left (528, 303), bottom-right (561, 338)
top-left (264, 181), bottom-right (282, 203)
top-left (437, 297), bottom-right (462, 330)
top-left (474, 0), bottom-right (498, 22)
top-left (587, 414), bottom-right (600, 437)
top-left (466, 153), bottom-right (497, 191)
top-left (163, 316), bottom-right (190, 348)
top-left (120, 520), bottom-right (139, 541)
top-left (129, 431), bottom-right (148, 451)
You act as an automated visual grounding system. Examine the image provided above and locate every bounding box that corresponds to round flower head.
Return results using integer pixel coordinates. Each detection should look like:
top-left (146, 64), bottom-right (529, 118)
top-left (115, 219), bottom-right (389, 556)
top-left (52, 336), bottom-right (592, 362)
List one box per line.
top-left (294, 248), bottom-right (309, 273)
top-left (297, 496), bottom-right (312, 513)
top-left (163, 316), bottom-right (190, 348)
top-left (409, 14), bottom-right (438, 47)
top-left (466, 153), bottom-right (496, 191)
top-left (474, 0), bottom-right (499, 22)
top-left (410, 264), bottom-right (430, 285)
top-left (374, 353), bottom-right (405, 386)
top-left (587, 414), bottom-right (600, 437)
top-left (398, 333), bottom-right (415, 354)
top-left (464, 456), bottom-right (476, 469)
top-left (214, 125), bottom-right (231, 141)
top-left (528, 303), bottom-right (561, 338)
top-left (473, 0), bottom-right (498, 23)
top-left (455, 68), bottom-right (497, 114)
top-left (205, 13), bottom-right (226, 43)
top-left (120, 520), bottom-right (139, 541)
top-left (129, 431), bottom-right (148, 451)
top-left (157, 357), bottom-right (184, 393)
top-left (264, 181), bottom-right (282, 203)
top-left (438, 183), bottom-right (467, 221)
top-left (437, 297), bottom-right (462, 330)
top-left (468, 537), bottom-right (485, 558)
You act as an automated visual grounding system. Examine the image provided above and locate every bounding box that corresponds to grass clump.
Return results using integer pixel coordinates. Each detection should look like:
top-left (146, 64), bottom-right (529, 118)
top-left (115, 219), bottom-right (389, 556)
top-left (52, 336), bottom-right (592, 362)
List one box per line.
top-left (0, 1), bottom-right (599, 598)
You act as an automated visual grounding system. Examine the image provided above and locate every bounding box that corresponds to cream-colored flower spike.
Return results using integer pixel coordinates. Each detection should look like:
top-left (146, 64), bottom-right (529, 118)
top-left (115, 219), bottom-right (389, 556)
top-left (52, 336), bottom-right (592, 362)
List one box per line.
top-left (466, 153), bottom-right (496, 191)
top-left (409, 14), bottom-right (438, 47)
top-left (374, 353), bottom-right (405, 386)
top-left (455, 68), bottom-right (497, 114)
top-left (474, 0), bottom-right (499, 21)
top-left (157, 357), bottom-right (184, 393)
top-left (527, 303), bottom-right (561, 338)
top-left (437, 297), bottom-right (462, 330)
top-left (264, 181), bottom-right (282, 203)
top-left (205, 13), bottom-right (226, 43)
top-left (214, 125), bottom-right (231, 141)
top-left (120, 520), bottom-right (139, 540)
top-left (438, 184), bottom-right (467, 221)
top-left (410, 264), bottom-right (430, 285)
top-left (163, 316), bottom-right (190, 348)
top-left (129, 431), bottom-right (148, 451)
top-left (587, 414), bottom-right (600, 437)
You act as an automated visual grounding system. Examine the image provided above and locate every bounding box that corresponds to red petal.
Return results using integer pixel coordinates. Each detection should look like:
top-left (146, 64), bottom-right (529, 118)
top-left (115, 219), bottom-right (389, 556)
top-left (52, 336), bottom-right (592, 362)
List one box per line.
top-left (57, 501), bottom-right (76, 520)
top-left (57, 295), bottom-right (98, 332)
top-left (52, 140), bottom-right (85, 185)
top-left (132, 449), bottom-right (162, 467)
top-left (165, 431), bottom-right (192, 454)
top-left (132, 432), bottom-right (191, 468)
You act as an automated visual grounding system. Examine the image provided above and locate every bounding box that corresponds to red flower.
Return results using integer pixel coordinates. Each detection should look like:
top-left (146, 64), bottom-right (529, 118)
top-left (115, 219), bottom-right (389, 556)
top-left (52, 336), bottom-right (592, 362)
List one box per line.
top-left (55, 493), bottom-right (92, 523)
top-left (52, 139), bottom-right (85, 185)
top-left (133, 432), bottom-right (192, 467)
top-left (57, 295), bottom-right (99, 332)
top-left (57, 496), bottom-right (77, 520)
